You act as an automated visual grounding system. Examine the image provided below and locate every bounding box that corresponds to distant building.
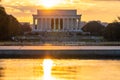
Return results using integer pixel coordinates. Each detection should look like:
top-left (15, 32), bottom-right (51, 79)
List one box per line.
top-left (80, 21), bottom-right (87, 28)
top-left (101, 22), bottom-right (108, 27)
top-left (32, 9), bottom-right (82, 32)
top-left (20, 22), bottom-right (30, 26)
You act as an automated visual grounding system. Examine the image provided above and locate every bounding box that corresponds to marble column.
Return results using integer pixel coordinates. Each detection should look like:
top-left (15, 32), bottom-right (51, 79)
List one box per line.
top-left (40, 18), bottom-right (43, 31)
top-left (58, 18), bottom-right (60, 30)
top-left (71, 18), bottom-right (74, 30)
top-left (43, 18), bottom-right (45, 31)
top-left (49, 18), bottom-right (51, 30)
top-left (47, 18), bottom-right (49, 31)
top-left (47, 18), bottom-right (50, 31)
top-left (75, 18), bottom-right (77, 30)
top-left (68, 18), bottom-right (70, 31)
top-left (69, 18), bottom-right (72, 30)
top-left (44, 18), bottom-right (47, 31)
top-left (67, 18), bottom-right (69, 31)
top-left (62, 18), bottom-right (65, 31)
top-left (66, 18), bottom-right (69, 31)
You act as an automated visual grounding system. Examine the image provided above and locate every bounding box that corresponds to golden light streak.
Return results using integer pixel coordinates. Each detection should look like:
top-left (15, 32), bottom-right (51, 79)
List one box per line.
top-left (43, 59), bottom-right (54, 80)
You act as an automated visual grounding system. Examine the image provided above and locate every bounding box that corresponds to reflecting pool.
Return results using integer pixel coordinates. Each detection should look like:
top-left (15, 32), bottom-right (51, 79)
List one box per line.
top-left (0, 59), bottom-right (120, 80)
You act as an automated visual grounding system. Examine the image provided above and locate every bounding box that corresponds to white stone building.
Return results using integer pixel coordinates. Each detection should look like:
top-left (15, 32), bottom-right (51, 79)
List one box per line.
top-left (32, 9), bottom-right (82, 32)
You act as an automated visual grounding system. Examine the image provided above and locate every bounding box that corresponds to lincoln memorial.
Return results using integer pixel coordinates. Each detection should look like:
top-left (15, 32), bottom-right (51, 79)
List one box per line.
top-left (32, 9), bottom-right (82, 32)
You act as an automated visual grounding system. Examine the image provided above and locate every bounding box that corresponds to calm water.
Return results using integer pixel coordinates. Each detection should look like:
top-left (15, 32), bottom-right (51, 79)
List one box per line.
top-left (0, 59), bottom-right (120, 80)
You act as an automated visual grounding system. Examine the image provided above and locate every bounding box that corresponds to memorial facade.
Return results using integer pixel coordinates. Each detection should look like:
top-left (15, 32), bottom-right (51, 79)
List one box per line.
top-left (33, 10), bottom-right (81, 32)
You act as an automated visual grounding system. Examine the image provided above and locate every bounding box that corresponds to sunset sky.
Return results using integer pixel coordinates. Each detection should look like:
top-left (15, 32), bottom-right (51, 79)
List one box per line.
top-left (1, 0), bottom-right (120, 23)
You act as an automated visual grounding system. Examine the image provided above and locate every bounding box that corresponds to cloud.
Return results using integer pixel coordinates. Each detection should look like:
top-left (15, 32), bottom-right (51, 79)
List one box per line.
top-left (1, 0), bottom-right (120, 23)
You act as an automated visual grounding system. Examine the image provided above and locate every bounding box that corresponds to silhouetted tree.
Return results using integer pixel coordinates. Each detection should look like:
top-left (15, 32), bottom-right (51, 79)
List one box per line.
top-left (7, 15), bottom-right (23, 36)
top-left (0, 6), bottom-right (23, 40)
top-left (82, 21), bottom-right (105, 36)
top-left (103, 22), bottom-right (120, 41)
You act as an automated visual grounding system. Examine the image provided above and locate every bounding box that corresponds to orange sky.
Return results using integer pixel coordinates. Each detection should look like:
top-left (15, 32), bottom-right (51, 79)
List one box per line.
top-left (1, 0), bottom-right (120, 23)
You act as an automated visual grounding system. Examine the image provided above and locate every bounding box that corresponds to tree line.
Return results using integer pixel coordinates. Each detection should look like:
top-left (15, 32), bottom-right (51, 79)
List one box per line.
top-left (82, 21), bottom-right (120, 41)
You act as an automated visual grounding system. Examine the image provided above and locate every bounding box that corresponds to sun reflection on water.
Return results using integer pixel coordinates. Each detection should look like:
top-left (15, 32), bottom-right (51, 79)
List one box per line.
top-left (43, 59), bottom-right (55, 80)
